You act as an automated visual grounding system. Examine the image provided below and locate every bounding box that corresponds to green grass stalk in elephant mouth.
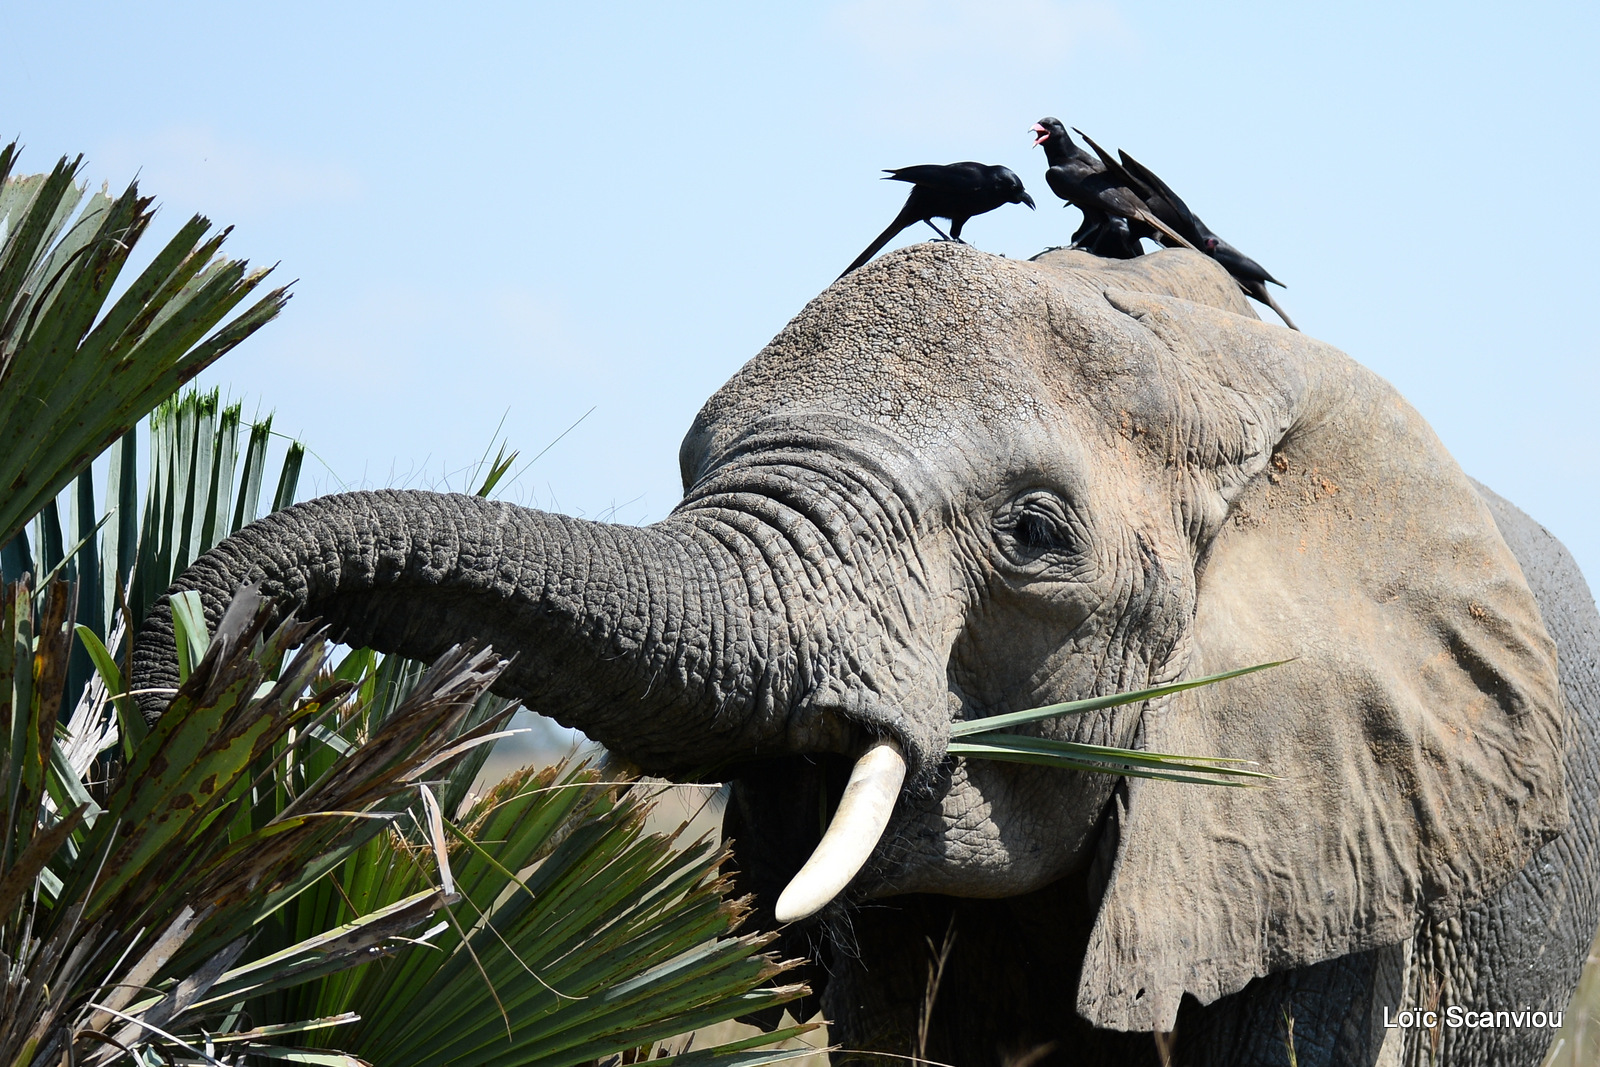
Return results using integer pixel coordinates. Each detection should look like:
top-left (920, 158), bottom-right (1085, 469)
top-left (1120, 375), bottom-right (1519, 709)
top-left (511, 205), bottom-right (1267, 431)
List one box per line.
top-left (947, 660), bottom-right (1287, 786)
top-left (740, 661), bottom-right (1288, 926)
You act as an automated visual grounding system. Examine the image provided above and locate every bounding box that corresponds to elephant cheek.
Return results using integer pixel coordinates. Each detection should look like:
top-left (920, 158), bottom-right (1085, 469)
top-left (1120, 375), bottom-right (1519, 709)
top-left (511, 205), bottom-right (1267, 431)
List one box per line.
top-left (859, 758), bottom-right (1119, 899)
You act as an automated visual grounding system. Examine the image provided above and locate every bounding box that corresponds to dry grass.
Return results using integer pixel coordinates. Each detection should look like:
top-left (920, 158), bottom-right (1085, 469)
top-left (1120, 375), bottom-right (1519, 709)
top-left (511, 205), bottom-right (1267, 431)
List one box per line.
top-left (1545, 928), bottom-right (1600, 1066)
top-left (917, 918), bottom-right (957, 1065)
top-left (685, 1020), bottom-right (832, 1066)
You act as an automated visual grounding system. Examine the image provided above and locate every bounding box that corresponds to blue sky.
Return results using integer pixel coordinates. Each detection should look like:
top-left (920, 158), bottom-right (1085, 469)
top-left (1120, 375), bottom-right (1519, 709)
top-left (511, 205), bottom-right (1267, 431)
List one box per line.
top-left (7, 1), bottom-right (1599, 583)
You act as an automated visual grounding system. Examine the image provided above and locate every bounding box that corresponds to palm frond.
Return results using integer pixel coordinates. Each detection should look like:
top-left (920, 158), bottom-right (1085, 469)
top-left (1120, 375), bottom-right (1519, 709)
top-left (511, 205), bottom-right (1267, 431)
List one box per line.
top-left (0, 144), bottom-right (819, 1067)
top-left (291, 761), bottom-right (816, 1067)
top-left (0, 145), bottom-right (290, 550)
top-left (949, 662), bottom-right (1288, 739)
top-left (0, 580), bottom-right (513, 1066)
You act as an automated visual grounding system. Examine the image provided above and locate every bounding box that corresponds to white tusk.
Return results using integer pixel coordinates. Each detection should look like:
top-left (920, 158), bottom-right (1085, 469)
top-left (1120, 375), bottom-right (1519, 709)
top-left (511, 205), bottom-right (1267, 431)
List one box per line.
top-left (773, 737), bottom-right (907, 923)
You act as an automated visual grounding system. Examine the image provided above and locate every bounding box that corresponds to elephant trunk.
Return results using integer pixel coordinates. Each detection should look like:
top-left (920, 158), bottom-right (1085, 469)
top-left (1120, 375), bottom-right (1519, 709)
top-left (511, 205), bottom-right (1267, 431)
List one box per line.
top-left (131, 489), bottom-right (840, 773)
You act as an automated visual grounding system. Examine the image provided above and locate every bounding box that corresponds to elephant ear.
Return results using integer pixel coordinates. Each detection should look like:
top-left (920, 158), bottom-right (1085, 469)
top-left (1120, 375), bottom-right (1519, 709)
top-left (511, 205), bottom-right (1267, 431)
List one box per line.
top-left (1075, 291), bottom-right (1566, 1032)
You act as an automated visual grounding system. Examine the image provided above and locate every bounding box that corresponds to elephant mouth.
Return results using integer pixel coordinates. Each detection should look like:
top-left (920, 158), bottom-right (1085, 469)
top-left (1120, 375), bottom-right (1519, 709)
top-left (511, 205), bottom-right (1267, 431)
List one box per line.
top-left (773, 736), bottom-right (906, 921)
top-left (725, 737), bottom-right (909, 924)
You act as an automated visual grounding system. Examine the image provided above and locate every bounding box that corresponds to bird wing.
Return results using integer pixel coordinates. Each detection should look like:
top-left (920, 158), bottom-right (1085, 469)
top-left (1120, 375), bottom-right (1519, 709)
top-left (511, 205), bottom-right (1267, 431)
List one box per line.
top-left (1134, 208), bottom-right (1204, 254)
top-left (1043, 163), bottom-right (1088, 205)
top-left (1114, 151), bottom-right (1283, 287)
top-left (883, 162), bottom-right (990, 190)
top-left (1075, 130), bottom-right (1146, 197)
top-left (1116, 150), bottom-right (1204, 235)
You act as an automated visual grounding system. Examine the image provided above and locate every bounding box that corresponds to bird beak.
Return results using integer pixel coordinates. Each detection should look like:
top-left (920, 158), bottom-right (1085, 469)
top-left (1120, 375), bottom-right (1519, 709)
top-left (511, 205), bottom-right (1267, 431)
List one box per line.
top-left (1031, 123), bottom-right (1050, 146)
top-left (1022, 192), bottom-right (1036, 209)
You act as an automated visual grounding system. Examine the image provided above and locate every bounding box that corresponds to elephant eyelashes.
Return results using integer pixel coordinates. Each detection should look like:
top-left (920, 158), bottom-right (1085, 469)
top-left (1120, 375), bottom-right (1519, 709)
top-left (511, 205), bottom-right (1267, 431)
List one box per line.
top-left (1016, 512), bottom-right (1064, 550)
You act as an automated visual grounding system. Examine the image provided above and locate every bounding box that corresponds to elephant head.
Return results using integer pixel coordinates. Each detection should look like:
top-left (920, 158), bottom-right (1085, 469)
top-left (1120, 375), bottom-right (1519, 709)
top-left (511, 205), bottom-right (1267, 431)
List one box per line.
top-left (133, 243), bottom-right (1566, 1032)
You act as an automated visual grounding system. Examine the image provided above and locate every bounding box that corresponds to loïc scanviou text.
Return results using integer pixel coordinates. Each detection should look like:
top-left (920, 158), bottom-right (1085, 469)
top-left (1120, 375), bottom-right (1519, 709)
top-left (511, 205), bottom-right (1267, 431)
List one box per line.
top-left (1382, 1007), bottom-right (1563, 1030)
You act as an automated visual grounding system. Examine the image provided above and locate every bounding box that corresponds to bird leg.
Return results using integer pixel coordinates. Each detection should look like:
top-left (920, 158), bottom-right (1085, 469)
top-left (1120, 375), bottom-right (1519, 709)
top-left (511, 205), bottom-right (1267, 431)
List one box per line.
top-left (922, 219), bottom-right (954, 241)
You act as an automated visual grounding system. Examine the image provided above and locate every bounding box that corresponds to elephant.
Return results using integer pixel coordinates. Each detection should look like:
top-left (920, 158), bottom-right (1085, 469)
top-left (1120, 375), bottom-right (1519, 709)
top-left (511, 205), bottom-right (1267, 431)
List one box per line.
top-left (132, 243), bottom-right (1600, 1066)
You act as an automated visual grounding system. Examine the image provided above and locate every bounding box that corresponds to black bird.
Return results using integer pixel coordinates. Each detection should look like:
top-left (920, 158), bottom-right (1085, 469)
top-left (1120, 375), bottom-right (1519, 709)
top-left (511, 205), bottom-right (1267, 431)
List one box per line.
top-left (1030, 118), bottom-right (1198, 255)
top-left (1072, 130), bottom-right (1202, 245)
top-left (1035, 119), bottom-right (1142, 259)
top-left (1072, 211), bottom-right (1143, 259)
top-left (1198, 233), bottom-right (1297, 331)
top-left (839, 162), bottom-right (1035, 278)
top-left (1071, 130), bottom-right (1299, 331)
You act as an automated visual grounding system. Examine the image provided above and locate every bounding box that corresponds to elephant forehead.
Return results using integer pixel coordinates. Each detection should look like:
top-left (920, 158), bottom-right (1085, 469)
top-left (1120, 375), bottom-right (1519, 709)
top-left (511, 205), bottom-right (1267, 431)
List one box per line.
top-left (683, 242), bottom-right (1263, 477)
top-left (701, 245), bottom-right (1056, 440)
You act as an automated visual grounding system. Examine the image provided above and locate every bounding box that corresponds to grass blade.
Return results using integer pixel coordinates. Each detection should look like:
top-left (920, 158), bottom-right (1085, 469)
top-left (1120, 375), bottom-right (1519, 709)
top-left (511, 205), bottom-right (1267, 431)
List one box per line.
top-left (950, 661), bottom-right (1290, 738)
top-left (950, 734), bottom-right (1274, 785)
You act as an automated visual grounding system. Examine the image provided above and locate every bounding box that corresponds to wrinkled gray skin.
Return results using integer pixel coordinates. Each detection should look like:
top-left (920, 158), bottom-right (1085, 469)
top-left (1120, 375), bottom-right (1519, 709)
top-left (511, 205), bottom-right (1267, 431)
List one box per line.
top-left (134, 245), bottom-right (1600, 1066)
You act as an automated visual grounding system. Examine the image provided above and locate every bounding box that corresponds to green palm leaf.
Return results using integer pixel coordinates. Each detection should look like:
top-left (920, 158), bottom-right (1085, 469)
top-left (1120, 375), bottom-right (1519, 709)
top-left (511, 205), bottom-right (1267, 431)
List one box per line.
top-left (949, 661), bottom-right (1288, 738)
top-left (2, 579), bottom-right (519, 1066)
top-left (0, 145), bottom-right (817, 1067)
top-left (357, 766), bottom-right (812, 1066)
top-left (0, 144), bottom-right (289, 550)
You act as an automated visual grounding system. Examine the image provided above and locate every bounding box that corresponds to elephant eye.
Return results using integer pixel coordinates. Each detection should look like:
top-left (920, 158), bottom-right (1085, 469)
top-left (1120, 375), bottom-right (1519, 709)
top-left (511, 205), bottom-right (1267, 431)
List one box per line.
top-left (1016, 511), bottom-right (1061, 549)
top-left (995, 490), bottom-right (1082, 563)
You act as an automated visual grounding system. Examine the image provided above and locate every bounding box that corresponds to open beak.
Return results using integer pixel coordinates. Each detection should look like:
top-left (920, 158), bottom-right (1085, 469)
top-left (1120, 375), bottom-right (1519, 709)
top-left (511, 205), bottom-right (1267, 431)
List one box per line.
top-left (1022, 191), bottom-right (1036, 209)
top-left (1031, 123), bottom-right (1050, 147)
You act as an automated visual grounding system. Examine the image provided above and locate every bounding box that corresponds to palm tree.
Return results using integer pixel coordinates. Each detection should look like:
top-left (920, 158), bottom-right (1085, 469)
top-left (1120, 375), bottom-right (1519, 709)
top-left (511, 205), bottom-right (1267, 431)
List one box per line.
top-left (0, 144), bottom-right (820, 1066)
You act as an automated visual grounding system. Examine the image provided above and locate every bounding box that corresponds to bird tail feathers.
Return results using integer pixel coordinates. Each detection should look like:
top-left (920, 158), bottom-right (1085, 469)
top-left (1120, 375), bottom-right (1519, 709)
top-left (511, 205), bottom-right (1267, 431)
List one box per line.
top-left (1258, 288), bottom-right (1299, 331)
top-left (839, 205), bottom-right (920, 279)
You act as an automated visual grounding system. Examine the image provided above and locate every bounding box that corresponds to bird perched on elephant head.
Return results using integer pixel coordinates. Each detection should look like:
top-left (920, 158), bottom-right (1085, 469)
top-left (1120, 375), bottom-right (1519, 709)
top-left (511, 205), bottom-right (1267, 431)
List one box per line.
top-left (839, 161), bottom-right (1034, 278)
top-left (1065, 124), bottom-right (1300, 330)
top-left (1031, 117), bottom-right (1198, 256)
